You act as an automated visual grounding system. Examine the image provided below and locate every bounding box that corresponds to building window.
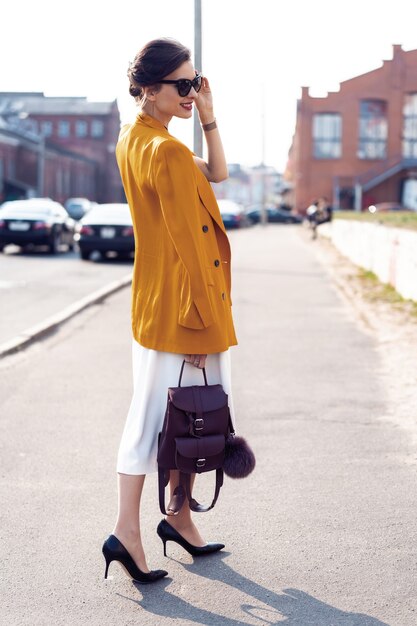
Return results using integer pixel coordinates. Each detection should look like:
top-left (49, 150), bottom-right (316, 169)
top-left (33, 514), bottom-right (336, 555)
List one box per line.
top-left (358, 100), bottom-right (387, 159)
top-left (313, 113), bottom-right (342, 159)
top-left (41, 121), bottom-right (53, 137)
top-left (91, 119), bottom-right (104, 138)
top-left (403, 94), bottom-right (417, 158)
top-left (28, 119), bottom-right (38, 134)
top-left (58, 121), bottom-right (70, 138)
top-left (76, 120), bottom-right (88, 138)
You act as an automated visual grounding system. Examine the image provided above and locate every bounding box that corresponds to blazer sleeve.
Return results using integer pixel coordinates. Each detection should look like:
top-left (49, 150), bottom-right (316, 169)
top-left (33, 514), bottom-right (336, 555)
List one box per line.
top-left (154, 140), bottom-right (215, 330)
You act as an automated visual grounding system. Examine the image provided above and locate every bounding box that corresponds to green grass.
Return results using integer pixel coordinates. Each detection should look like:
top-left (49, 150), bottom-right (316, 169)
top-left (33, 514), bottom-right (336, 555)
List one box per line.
top-left (334, 210), bottom-right (417, 231)
top-left (357, 268), bottom-right (417, 316)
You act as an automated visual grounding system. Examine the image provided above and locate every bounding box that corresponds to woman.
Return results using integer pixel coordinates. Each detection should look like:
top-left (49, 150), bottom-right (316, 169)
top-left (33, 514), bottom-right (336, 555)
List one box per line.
top-left (102, 38), bottom-right (237, 584)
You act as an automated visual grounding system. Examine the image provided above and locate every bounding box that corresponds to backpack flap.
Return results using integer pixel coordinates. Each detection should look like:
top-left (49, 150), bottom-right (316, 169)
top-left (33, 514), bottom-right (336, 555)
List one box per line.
top-left (168, 385), bottom-right (228, 413)
top-left (175, 434), bottom-right (225, 474)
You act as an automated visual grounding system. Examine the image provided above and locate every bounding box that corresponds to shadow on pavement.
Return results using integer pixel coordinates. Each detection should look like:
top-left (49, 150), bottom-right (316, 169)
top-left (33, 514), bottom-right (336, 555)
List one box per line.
top-left (116, 552), bottom-right (389, 625)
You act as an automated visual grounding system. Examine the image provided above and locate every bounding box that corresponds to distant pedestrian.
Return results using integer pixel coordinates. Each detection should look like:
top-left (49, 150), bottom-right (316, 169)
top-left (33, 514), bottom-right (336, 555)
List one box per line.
top-left (306, 200), bottom-right (319, 238)
top-left (307, 197), bottom-right (332, 239)
top-left (317, 196), bottom-right (333, 224)
top-left (101, 38), bottom-right (238, 584)
top-left (306, 200), bottom-right (319, 222)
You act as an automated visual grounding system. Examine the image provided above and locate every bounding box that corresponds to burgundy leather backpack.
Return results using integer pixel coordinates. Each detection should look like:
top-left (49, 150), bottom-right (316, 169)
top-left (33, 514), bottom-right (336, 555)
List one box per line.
top-left (157, 360), bottom-right (232, 515)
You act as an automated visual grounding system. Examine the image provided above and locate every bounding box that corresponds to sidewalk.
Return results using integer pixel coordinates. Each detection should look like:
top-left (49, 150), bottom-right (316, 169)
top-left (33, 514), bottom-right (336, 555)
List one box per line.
top-left (1, 225), bottom-right (416, 625)
top-left (0, 249), bottom-right (132, 346)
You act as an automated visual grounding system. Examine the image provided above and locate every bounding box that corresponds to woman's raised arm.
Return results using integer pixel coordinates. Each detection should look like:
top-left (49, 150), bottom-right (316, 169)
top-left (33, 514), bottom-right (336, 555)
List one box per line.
top-left (193, 76), bottom-right (228, 183)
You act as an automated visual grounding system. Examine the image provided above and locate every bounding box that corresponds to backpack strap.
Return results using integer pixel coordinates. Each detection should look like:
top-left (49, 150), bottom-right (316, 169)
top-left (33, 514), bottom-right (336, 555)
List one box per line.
top-left (180, 468), bottom-right (224, 513)
top-left (158, 467), bottom-right (188, 516)
top-left (158, 467), bottom-right (224, 515)
top-left (158, 467), bottom-right (169, 515)
top-left (191, 386), bottom-right (205, 434)
top-left (227, 407), bottom-right (236, 436)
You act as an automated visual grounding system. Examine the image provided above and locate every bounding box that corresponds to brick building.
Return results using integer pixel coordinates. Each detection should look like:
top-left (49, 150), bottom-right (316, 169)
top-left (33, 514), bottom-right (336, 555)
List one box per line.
top-left (285, 45), bottom-right (417, 212)
top-left (0, 92), bottom-right (123, 204)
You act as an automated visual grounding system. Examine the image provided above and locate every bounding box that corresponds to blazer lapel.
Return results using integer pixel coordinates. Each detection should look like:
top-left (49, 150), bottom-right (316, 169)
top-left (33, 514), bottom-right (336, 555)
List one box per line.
top-left (137, 113), bottom-right (226, 233)
top-left (195, 168), bottom-right (226, 234)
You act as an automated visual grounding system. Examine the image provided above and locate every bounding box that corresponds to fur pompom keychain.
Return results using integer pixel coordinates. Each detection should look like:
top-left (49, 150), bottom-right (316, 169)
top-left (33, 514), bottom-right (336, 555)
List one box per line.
top-left (223, 433), bottom-right (256, 479)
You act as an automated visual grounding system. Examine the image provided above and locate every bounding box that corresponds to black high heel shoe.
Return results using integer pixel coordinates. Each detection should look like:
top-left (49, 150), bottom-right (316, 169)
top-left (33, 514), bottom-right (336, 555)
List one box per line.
top-left (157, 519), bottom-right (225, 557)
top-left (102, 534), bottom-right (168, 583)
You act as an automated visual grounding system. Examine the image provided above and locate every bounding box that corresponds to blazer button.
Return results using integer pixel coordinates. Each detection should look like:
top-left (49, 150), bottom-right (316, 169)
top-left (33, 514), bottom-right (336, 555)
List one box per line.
top-left (202, 225), bottom-right (209, 233)
top-left (214, 259), bottom-right (220, 267)
top-left (222, 292), bottom-right (225, 300)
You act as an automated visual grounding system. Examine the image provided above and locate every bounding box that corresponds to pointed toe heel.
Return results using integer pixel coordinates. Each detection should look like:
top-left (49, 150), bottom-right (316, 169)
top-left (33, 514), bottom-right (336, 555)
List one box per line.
top-left (156, 519), bottom-right (224, 557)
top-left (102, 534), bottom-right (168, 584)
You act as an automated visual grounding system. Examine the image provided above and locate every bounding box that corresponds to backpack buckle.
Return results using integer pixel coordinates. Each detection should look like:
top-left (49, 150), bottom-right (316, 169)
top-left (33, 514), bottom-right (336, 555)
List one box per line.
top-left (196, 458), bottom-right (206, 468)
top-left (194, 418), bottom-right (204, 431)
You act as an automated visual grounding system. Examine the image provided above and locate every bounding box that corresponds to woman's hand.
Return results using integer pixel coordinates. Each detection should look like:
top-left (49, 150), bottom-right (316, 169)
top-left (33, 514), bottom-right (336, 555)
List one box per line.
top-left (195, 76), bottom-right (215, 125)
top-left (184, 354), bottom-right (207, 369)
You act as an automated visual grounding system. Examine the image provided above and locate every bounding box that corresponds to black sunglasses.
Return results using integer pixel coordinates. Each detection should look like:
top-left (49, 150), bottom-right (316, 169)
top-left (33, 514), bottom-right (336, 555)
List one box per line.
top-left (158, 73), bottom-right (202, 97)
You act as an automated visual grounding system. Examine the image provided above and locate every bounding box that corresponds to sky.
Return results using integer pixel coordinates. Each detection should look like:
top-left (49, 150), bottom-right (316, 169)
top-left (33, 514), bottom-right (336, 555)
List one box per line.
top-left (2, 0), bottom-right (417, 171)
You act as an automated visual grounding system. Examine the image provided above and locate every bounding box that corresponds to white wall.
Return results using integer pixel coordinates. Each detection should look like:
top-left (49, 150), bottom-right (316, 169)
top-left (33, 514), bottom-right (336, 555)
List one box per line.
top-left (320, 220), bottom-right (417, 302)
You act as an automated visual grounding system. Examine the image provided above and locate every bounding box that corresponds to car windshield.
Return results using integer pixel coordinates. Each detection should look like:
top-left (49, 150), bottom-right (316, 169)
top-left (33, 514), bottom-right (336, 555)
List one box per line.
top-left (67, 202), bottom-right (84, 209)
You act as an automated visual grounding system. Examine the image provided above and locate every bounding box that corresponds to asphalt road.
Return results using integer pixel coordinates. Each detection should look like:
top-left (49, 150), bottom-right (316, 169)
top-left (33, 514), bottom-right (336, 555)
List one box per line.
top-left (0, 245), bottom-right (132, 345)
top-left (1, 224), bottom-right (416, 626)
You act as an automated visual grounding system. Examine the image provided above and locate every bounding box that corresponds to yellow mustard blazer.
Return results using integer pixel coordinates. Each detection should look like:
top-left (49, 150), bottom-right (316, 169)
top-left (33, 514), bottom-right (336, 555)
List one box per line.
top-left (115, 112), bottom-right (237, 354)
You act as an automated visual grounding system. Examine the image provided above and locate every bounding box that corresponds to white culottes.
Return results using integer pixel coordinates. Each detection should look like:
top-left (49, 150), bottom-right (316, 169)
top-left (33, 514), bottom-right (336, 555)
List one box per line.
top-left (117, 340), bottom-right (235, 475)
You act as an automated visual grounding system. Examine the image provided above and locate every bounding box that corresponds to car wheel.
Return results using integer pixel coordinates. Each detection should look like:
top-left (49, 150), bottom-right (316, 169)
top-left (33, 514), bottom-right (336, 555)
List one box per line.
top-left (0, 244), bottom-right (4, 253)
top-left (49, 230), bottom-right (61, 254)
top-left (80, 250), bottom-right (90, 260)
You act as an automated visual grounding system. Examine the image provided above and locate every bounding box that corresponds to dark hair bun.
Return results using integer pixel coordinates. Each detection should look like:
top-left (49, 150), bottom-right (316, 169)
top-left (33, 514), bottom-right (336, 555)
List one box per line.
top-left (128, 82), bottom-right (142, 98)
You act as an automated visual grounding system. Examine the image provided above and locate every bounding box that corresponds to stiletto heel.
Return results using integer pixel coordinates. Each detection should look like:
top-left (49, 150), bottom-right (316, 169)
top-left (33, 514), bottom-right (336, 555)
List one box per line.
top-left (157, 519), bottom-right (225, 557)
top-left (102, 535), bottom-right (168, 584)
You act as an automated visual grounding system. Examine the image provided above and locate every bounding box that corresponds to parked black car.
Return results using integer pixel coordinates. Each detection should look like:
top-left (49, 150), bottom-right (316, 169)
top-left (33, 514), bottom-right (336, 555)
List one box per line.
top-left (246, 205), bottom-right (302, 225)
top-left (217, 199), bottom-right (247, 229)
top-left (0, 198), bottom-right (76, 253)
top-left (75, 203), bottom-right (134, 260)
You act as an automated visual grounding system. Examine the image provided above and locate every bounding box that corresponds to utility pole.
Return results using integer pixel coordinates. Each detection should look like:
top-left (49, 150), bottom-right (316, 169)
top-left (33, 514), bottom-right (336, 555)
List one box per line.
top-left (37, 134), bottom-right (45, 197)
top-left (193, 0), bottom-right (203, 157)
top-left (354, 182), bottom-right (362, 212)
top-left (260, 83), bottom-right (268, 225)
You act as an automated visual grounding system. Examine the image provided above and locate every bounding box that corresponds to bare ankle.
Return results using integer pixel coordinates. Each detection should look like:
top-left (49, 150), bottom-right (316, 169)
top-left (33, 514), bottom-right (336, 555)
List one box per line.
top-left (113, 526), bottom-right (140, 543)
top-left (166, 516), bottom-right (193, 530)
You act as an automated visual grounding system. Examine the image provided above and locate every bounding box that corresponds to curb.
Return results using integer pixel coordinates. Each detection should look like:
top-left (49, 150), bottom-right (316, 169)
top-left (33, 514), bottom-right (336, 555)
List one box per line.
top-left (0, 273), bottom-right (132, 359)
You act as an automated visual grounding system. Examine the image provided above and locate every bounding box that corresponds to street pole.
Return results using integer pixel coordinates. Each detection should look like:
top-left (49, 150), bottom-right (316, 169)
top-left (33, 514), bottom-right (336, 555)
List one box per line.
top-left (37, 134), bottom-right (45, 197)
top-left (260, 83), bottom-right (268, 225)
top-left (354, 182), bottom-right (362, 212)
top-left (193, 0), bottom-right (203, 157)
